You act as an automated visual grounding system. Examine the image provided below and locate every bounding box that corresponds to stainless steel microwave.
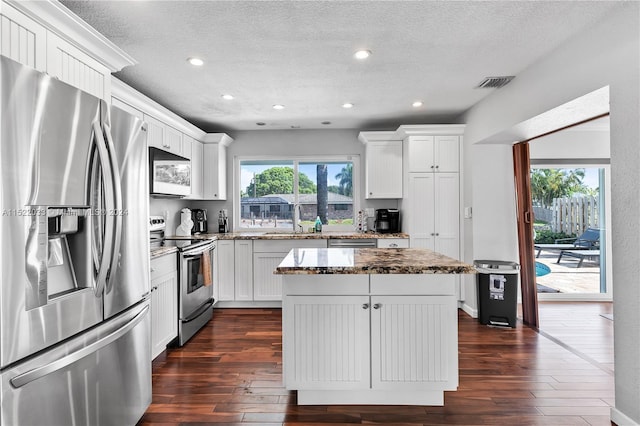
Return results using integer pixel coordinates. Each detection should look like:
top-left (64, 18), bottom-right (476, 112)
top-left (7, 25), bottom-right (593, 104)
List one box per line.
top-left (149, 147), bottom-right (191, 197)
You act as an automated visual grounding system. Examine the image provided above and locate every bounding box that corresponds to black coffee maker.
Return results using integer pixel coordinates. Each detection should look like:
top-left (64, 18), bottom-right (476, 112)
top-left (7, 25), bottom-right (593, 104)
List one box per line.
top-left (375, 209), bottom-right (400, 233)
top-left (191, 209), bottom-right (208, 234)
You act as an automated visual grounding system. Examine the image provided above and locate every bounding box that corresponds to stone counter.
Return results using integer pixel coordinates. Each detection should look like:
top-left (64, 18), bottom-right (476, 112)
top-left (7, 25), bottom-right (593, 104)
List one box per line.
top-left (275, 248), bottom-right (476, 275)
top-left (165, 231), bottom-right (409, 240)
top-left (150, 246), bottom-right (178, 259)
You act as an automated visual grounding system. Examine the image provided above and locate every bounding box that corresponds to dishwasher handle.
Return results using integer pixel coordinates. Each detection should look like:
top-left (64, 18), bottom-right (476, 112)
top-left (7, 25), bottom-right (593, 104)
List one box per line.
top-left (328, 239), bottom-right (377, 248)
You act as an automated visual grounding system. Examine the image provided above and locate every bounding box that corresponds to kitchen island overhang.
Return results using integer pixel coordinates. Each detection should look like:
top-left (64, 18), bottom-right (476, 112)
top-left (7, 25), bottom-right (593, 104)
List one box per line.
top-left (275, 247), bottom-right (476, 406)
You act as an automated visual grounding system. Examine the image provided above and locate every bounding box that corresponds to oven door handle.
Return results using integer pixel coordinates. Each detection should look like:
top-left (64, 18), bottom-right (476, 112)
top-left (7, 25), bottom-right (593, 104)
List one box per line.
top-left (182, 243), bottom-right (215, 258)
top-left (183, 298), bottom-right (215, 323)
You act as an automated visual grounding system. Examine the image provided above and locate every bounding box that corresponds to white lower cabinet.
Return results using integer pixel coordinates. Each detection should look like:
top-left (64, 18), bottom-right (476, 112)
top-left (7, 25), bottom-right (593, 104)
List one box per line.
top-left (253, 252), bottom-right (289, 300)
top-left (150, 253), bottom-right (178, 360)
top-left (282, 274), bottom-right (458, 405)
top-left (376, 238), bottom-right (409, 248)
top-left (216, 240), bottom-right (235, 301)
top-left (234, 240), bottom-right (253, 301)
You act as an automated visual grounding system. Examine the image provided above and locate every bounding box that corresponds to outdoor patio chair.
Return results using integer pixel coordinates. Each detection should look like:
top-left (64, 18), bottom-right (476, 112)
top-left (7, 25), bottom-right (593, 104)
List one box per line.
top-left (534, 227), bottom-right (600, 258)
top-left (556, 249), bottom-right (600, 267)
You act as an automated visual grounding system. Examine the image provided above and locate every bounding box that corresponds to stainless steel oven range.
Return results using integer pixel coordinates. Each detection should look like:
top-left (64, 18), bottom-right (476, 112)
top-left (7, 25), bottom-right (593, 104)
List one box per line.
top-left (165, 238), bottom-right (216, 345)
top-left (150, 217), bottom-right (215, 346)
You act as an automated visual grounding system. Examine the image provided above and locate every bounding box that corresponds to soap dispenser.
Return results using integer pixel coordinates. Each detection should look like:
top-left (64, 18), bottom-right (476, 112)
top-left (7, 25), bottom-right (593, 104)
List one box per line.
top-left (314, 216), bottom-right (322, 232)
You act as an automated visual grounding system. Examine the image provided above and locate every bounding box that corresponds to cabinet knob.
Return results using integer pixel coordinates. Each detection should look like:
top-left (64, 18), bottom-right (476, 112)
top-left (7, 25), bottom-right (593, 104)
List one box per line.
top-left (362, 303), bottom-right (370, 310)
top-left (369, 192), bottom-right (373, 196)
top-left (389, 243), bottom-right (398, 248)
top-left (436, 233), bottom-right (440, 236)
top-left (435, 165), bottom-right (439, 169)
top-left (150, 267), bottom-right (155, 272)
top-left (373, 303), bottom-right (382, 310)
top-left (430, 165), bottom-right (434, 169)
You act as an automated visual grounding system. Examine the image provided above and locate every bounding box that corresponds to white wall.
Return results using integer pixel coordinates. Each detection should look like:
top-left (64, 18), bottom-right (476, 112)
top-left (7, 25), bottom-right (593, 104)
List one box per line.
top-left (190, 129), bottom-right (399, 230)
top-left (462, 3), bottom-right (640, 423)
top-left (529, 126), bottom-right (610, 160)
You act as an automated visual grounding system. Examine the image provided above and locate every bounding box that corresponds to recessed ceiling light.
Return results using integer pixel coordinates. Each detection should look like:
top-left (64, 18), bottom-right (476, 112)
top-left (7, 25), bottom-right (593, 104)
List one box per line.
top-left (221, 94), bottom-right (234, 100)
top-left (342, 103), bottom-right (354, 109)
top-left (354, 49), bottom-right (371, 60)
top-left (412, 101), bottom-right (423, 107)
top-left (273, 104), bottom-right (285, 110)
top-left (187, 57), bottom-right (204, 66)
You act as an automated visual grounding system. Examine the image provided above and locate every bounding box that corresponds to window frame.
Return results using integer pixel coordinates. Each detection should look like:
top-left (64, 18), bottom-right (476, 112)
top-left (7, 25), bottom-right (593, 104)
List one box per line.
top-left (233, 155), bottom-right (360, 232)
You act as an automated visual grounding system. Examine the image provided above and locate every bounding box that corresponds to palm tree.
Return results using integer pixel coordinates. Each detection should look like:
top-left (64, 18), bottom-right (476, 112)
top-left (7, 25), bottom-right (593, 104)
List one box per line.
top-left (334, 164), bottom-right (353, 197)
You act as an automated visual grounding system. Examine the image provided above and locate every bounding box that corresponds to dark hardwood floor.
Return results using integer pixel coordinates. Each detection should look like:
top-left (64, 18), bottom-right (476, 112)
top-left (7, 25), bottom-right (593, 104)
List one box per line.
top-left (138, 306), bottom-right (614, 426)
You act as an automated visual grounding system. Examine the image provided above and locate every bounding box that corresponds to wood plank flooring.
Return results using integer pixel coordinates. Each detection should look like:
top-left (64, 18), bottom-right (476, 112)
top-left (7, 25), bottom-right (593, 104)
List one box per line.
top-left (138, 307), bottom-right (614, 426)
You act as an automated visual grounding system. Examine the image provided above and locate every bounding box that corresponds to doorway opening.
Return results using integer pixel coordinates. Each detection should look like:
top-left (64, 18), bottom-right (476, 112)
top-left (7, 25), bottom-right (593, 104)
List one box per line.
top-left (531, 166), bottom-right (610, 299)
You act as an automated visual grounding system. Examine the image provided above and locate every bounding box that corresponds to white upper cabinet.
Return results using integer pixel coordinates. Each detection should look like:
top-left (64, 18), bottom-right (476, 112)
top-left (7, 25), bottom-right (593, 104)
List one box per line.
top-left (359, 132), bottom-right (403, 199)
top-left (185, 137), bottom-right (203, 200)
top-left (1, 1), bottom-right (135, 100)
top-left (203, 133), bottom-right (233, 200)
top-left (46, 31), bottom-right (111, 100)
top-left (405, 135), bottom-right (459, 173)
top-left (0, 2), bottom-right (46, 71)
top-left (144, 113), bottom-right (188, 158)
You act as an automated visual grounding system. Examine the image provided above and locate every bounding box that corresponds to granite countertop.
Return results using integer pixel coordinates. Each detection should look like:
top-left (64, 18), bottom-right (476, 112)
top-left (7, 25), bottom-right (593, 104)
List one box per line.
top-left (207, 231), bottom-right (409, 240)
top-left (275, 248), bottom-right (476, 275)
top-left (150, 246), bottom-right (178, 259)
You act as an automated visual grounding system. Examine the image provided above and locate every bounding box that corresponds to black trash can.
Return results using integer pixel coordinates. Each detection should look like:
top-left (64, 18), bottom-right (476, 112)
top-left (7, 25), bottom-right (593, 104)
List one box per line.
top-left (474, 260), bottom-right (520, 328)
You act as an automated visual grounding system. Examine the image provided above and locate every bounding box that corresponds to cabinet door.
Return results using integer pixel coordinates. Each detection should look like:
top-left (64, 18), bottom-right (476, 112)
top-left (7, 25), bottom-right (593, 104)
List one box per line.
top-left (0, 3), bottom-right (46, 71)
top-left (186, 139), bottom-right (203, 200)
top-left (216, 240), bottom-right (235, 301)
top-left (377, 238), bottom-right (410, 248)
top-left (434, 136), bottom-right (459, 173)
top-left (234, 240), bottom-right (253, 301)
top-left (164, 125), bottom-right (183, 156)
top-left (407, 173), bottom-right (435, 249)
top-left (150, 271), bottom-right (178, 360)
top-left (370, 295), bottom-right (458, 391)
top-left (144, 115), bottom-right (165, 150)
top-left (365, 141), bottom-right (402, 199)
top-left (46, 32), bottom-right (111, 100)
top-left (405, 136), bottom-right (434, 173)
top-left (434, 173), bottom-right (459, 259)
top-left (203, 143), bottom-right (226, 200)
top-left (283, 295), bottom-right (370, 390)
top-left (253, 252), bottom-right (287, 301)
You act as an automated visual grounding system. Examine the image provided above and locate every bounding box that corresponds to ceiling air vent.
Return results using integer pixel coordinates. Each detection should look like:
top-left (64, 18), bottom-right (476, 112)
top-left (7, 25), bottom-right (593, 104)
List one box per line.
top-left (476, 76), bottom-right (515, 89)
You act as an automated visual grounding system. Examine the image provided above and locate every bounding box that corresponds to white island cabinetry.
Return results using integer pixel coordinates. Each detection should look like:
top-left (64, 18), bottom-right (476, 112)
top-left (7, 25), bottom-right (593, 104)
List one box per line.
top-left (278, 247), bottom-right (472, 406)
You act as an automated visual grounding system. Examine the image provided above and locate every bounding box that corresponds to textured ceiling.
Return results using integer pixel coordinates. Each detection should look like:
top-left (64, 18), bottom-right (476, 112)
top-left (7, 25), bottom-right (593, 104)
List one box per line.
top-left (60, 1), bottom-right (621, 133)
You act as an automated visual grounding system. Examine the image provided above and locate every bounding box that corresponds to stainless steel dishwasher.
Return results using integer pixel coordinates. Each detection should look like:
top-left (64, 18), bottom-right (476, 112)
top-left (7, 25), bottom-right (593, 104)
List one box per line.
top-left (327, 238), bottom-right (377, 248)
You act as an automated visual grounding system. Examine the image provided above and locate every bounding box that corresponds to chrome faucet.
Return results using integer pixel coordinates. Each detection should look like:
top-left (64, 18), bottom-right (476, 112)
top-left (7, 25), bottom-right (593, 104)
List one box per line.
top-left (293, 203), bottom-right (303, 233)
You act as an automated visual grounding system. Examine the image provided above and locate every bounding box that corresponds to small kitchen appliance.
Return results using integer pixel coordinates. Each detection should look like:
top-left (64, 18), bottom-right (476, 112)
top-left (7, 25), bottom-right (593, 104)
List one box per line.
top-left (218, 209), bottom-right (229, 233)
top-left (375, 209), bottom-right (401, 233)
top-left (176, 208), bottom-right (193, 236)
top-left (191, 209), bottom-right (208, 234)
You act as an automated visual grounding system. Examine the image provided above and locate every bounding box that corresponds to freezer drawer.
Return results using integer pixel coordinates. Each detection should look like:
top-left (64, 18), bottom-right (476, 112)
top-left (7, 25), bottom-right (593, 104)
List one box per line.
top-left (1, 301), bottom-right (151, 426)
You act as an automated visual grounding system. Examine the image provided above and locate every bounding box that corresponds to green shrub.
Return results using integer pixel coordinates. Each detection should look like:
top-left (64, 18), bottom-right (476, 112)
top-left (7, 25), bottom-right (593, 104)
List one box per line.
top-left (534, 230), bottom-right (576, 244)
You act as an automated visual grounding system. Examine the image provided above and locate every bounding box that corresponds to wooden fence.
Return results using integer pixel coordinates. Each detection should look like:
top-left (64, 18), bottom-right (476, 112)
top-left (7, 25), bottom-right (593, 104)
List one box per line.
top-left (534, 196), bottom-right (599, 235)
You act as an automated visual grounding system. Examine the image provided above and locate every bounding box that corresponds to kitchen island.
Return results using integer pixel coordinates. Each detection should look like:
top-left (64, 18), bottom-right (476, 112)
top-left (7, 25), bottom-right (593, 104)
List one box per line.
top-left (275, 247), bottom-right (475, 406)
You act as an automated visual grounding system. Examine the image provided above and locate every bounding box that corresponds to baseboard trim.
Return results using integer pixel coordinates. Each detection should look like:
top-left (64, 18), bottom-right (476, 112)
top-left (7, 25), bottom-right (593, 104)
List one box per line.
top-left (611, 407), bottom-right (640, 426)
top-left (460, 303), bottom-right (477, 318)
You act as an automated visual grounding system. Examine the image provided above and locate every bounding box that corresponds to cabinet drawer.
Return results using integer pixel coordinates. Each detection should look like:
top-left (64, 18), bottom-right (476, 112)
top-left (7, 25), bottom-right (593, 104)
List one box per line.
top-left (283, 274), bottom-right (369, 295)
top-left (370, 274), bottom-right (455, 296)
top-left (377, 238), bottom-right (409, 248)
top-left (150, 253), bottom-right (177, 280)
top-left (253, 239), bottom-right (327, 253)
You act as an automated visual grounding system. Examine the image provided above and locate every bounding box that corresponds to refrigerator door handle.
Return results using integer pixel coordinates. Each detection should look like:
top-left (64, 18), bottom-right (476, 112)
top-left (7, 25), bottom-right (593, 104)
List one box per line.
top-left (92, 120), bottom-right (116, 297)
top-left (102, 121), bottom-right (123, 294)
top-left (9, 304), bottom-right (149, 389)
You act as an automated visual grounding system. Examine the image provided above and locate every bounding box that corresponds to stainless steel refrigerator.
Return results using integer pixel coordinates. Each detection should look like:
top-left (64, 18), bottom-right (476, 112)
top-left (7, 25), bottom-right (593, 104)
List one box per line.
top-left (0, 56), bottom-right (151, 425)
